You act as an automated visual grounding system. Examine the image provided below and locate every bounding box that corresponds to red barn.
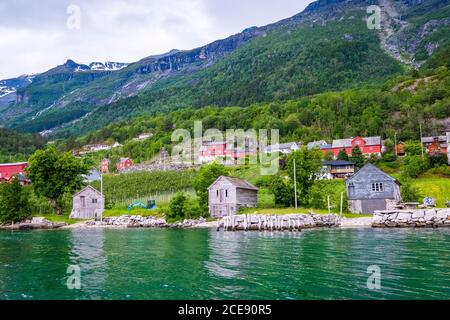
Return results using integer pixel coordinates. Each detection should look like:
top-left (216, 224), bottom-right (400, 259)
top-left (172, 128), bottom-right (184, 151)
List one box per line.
top-left (116, 158), bottom-right (133, 171)
top-left (329, 136), bottom-right (382, 158)
top-left (421, 136), bottom-right (448, 155)
top-left (199, 141), bottom-right (256, 163)
top-left (0, 162), bottom-right (29, 184)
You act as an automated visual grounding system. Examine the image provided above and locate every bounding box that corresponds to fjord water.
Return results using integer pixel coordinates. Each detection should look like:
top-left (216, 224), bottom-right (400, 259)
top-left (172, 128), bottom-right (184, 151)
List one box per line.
top-left (0, 228), bottom-right (449, 300)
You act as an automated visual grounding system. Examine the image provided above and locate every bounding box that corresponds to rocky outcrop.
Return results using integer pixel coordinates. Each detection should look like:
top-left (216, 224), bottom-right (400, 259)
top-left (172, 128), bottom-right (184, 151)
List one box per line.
top-left (372, 209), bottom-right (450, 228)
top-left (218, 214), bottom-right (339, 231)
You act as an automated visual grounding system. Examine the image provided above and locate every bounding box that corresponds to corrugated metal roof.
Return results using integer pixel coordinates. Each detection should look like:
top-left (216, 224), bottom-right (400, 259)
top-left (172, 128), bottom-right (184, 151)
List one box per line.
top-left (209, 176), bottom-right (259, 191)
top-left (346, 163), bottom-right (398, 184)
top-left (323, 160), bottom-right (355, 166)
top-left (0, 162), bottom-right (28, 167)
top-left (332, 136), bottom-right (381, 148)
top-left (421, 136), bottom-right (447, 143)
top-left (307, 140), bottom-right (328, 149)
top-left (264, 142), bottom-right (299, 152)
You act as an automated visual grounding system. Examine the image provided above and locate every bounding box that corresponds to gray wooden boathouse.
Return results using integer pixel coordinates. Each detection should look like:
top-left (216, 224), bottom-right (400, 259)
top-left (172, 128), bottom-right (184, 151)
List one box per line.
top-left (208, 176), bottom-right (258, 218)
top-left (346, 163), bottom-right (401, 214)
top-left (70, 186), bottom-right (105, 220)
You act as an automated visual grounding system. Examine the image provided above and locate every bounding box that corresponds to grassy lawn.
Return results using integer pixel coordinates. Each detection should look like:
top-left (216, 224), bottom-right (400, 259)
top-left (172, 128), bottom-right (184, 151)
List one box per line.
top-left (32, 214), bottom-right (79, 225)
top-left (410, 175), bottom-right (450, 207)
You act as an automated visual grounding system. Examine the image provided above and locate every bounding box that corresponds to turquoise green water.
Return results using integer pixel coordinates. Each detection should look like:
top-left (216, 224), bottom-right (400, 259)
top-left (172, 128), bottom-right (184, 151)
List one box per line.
top-left (0, 228), bottom-right (449, 300)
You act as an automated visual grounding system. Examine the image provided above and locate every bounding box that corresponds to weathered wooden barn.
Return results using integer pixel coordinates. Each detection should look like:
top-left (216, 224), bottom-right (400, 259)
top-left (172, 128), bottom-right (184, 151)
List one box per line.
top-left (208, 176), bottom-right (258, 218)
top-left (346, 164), bottom-right (401, 214)
top-left (70, 186), bottom-right (105, 220)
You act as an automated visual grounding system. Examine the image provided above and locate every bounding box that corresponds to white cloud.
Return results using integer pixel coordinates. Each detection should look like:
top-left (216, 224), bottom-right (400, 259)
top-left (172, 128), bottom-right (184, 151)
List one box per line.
top-left (0, 0), bottom-right (313, 79)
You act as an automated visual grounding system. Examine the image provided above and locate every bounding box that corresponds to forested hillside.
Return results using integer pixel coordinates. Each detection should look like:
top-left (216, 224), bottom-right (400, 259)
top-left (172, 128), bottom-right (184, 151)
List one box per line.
top-left (56, 63), bottom-right (450, 164)
top-left (0, 129), bottom-right (45, 162)
top-left (1, 0), bottom-right (449, 162)
top-left (47, 4), bottom-right (404, 136)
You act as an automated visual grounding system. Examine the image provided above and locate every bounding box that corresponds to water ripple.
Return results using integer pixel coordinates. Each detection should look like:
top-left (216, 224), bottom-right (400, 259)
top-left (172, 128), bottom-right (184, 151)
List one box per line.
top-left (0, 228), bottom-right (449, 300)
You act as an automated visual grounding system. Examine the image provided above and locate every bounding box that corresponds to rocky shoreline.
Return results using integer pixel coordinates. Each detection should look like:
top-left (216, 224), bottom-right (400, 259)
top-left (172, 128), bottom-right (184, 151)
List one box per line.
top-left (82, 215), bottom-right (212, 229)
top-left (0, 217), bottom-right (67, 231)
top-left (4, 210), bottom-right (450, 231)
top-left (372, 209), bottom-right (450, 228)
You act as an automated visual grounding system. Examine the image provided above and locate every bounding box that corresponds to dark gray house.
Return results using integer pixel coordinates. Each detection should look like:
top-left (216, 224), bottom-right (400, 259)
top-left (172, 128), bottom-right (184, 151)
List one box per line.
top-left (208, 176), bottom-right (259, 218)
top-left (70, 186), bottom-right (105, 220)
top-left (346, 164), bottom-right (401, 214)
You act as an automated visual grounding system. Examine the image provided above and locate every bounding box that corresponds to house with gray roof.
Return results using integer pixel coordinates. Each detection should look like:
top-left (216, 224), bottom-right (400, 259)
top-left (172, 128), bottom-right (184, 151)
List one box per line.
top-left (208, 176), bottom-right (258, 218)
top-left (346, 163), bottom-right (401, 214)
top-left (321, 160), bottom-right (355, 179)
top-left (328, 136), bottom-right (382, 159)
top-left (421, 135), bottom-right (448, 155)
top-left (83, 169), bottom-right (101, 183)
top-left (307, 140), bottom-right (329, 150)
top-left (264, 142), bottom-right (300, 154)
top-left (70, 186), bottom-right (105, 220)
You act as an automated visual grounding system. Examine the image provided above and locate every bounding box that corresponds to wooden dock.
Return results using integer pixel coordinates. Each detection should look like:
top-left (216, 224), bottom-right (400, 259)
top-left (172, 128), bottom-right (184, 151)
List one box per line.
top-left (217, 214), bottom-right (339, 232)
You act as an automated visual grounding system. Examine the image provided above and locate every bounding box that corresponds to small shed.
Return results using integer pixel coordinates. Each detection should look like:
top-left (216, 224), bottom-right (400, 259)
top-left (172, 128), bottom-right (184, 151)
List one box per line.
top-left (70, 186), bottom-right (105, 220)
top-left (346, 163), bottom-right (401, 214)
top-left (208, 176), bottom-right (258, 218)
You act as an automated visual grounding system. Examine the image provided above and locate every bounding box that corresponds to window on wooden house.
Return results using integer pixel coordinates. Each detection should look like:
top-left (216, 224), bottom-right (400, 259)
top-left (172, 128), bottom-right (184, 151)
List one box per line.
top-left (216, 190), bottom-right (219, 198)
top-left (371, 183), bottom-right (384, 192)
top-left (80, 196), bottom-right (86, 207)
top-left (92, 198), bottom-right (98, 204)
top-left (225, 190), bottom-right (228, 198)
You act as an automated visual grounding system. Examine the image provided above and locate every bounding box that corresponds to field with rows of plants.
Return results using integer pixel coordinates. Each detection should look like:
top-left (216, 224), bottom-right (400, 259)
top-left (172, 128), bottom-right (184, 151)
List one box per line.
top-left (90, 170), bottom-right (197, 207)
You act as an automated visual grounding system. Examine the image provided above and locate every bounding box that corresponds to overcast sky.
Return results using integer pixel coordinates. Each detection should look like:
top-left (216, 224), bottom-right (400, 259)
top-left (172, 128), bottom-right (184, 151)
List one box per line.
top-left (0, 0), bottom-right (313, 79)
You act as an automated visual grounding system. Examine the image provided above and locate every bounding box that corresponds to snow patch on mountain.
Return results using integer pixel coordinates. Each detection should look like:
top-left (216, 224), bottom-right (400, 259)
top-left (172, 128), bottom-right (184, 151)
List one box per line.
top-left (0, 86), bottom-right (16, 98)
top-left (0, 74), bottom-right (35, 98)
top-left (72, 61), bottom-right (129, 73)
top-left (89, 61), bottom-right (128, 71)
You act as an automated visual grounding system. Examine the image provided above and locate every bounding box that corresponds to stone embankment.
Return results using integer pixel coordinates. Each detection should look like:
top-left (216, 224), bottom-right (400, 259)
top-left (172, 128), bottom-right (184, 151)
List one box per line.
top-left (218, 214), bottom-right (339, 231)
top-left (85, 215), bottom-right (209, 229)
top-left (372, 209), bottom-right (450, 228)
top-left (0, 217), bottom-right (67, 230)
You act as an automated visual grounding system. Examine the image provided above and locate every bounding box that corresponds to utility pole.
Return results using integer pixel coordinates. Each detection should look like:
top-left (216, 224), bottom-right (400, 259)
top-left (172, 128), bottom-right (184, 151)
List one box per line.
top-left (100, 162), bottom-right (103, 223)
top-left (420, 123), bottom-right (424, 159)
top-left (293, 158), bottom-right (298, 209)
top-left (327, 195), bottom-right (331, 215)
top-left (394, 132), bottom-right (398, 158)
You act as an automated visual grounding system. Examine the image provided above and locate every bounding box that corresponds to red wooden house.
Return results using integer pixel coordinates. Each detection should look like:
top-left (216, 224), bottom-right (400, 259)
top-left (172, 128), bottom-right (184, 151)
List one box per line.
top-left (0, 162), bottom-right (29, 184)
top-left (116, 158), bottom-right (133, 172)
top-left (421, 136), bottom-right (448, 155)
top-left (329, 136), bottom-right (382, 158)
top-left (199, 141), bottom-right (256, 163)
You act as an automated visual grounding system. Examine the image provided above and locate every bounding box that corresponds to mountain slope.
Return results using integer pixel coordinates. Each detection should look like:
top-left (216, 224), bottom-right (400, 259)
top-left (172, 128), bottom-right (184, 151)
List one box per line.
top-left (3, 0), bottom-right (450, 136)
top-left (55, 63), bottom-right (450, 166)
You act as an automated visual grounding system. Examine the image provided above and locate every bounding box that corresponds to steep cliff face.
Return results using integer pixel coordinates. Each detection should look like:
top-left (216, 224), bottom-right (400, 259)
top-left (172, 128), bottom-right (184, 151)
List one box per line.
top-left (136, 28), bottom-right (265, 75)
top-left (378, 0), bottom-right (450, 67)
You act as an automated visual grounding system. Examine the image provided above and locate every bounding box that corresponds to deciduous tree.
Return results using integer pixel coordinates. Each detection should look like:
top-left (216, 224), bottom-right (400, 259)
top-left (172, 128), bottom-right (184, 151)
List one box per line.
top-left (27, 146), bottom-right (89, 215)
top-left (0, 178), bottom-right (32, 224)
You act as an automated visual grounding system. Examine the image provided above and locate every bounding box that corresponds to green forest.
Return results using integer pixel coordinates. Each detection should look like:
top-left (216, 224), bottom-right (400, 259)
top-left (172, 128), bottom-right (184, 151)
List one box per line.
top-left (53, 63), bottom-right (450, 166)
top-left (0, 129), bottom-right (45, 162)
